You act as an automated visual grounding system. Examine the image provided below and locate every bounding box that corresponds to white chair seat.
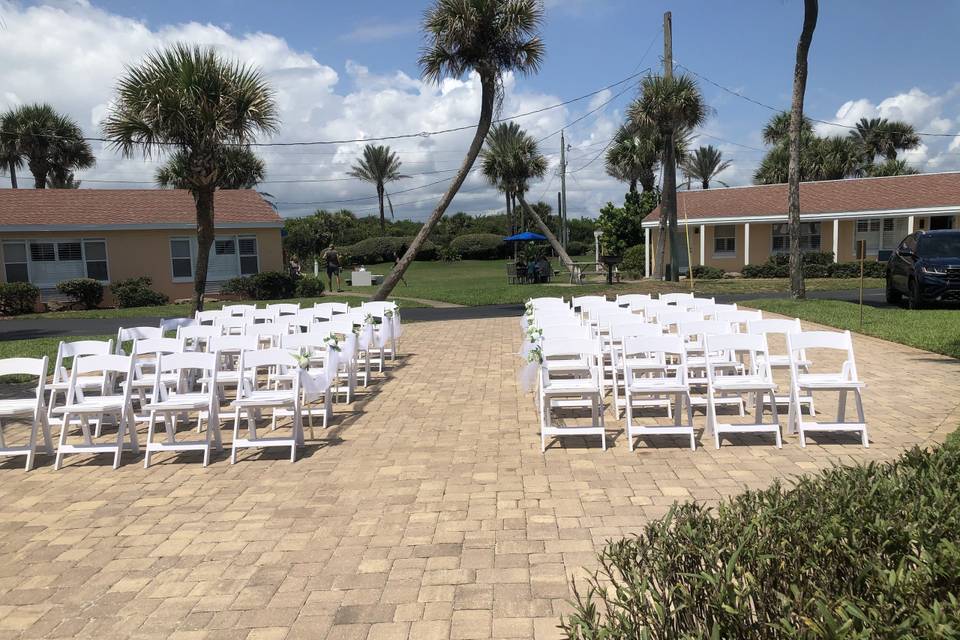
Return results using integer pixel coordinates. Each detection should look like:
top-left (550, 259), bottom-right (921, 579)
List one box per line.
top-left (796, 373), bottom-right (864, 389)
top-left (544, 357), bottom-right (590, 372)
top-left (53, 397), bottom-right (127, 415)
top-left (145, 393), bottom-right (210, 412)
top-left (627, 379), bottom-right (688, 394)
top-left (0, 398), bottom-right (40, 417)
top-left (48, 375), bottom-right (105, 391)
top-left (542, 378), bottom-right (599, 394)
top-left (711, 375), bottom-right (775, 391)
top-left (126, 372), bottom-right (180, 390)
top-left (232, 390), bottom-right (297, 408)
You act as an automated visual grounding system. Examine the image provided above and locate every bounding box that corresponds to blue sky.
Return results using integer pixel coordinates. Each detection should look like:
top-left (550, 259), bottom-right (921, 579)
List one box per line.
top-left (4, 0), bottom-right (960, 219)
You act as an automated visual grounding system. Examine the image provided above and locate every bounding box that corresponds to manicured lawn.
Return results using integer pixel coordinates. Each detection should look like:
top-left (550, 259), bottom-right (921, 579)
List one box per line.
top-left (0, 334), bottom-right (113, 378)
top-left (744, 298), bottom-right (960, 359)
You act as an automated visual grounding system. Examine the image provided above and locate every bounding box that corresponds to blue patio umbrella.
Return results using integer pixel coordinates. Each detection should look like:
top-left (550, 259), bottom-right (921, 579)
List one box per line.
top-left (503, 231), bottom-right (547, 242)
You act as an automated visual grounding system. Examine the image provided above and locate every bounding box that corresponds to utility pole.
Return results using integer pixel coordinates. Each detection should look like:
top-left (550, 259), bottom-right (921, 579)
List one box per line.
top-left (663, 11), bottom-right (672, 79)
top-left (559, 129), bottom-right (568, 249)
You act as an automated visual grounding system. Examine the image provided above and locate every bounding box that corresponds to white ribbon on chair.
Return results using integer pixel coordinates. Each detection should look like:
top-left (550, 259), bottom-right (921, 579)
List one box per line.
top-left (298, 345), bottom-right (340, 402)
top-left (517, 346), bottom-right (543, 394)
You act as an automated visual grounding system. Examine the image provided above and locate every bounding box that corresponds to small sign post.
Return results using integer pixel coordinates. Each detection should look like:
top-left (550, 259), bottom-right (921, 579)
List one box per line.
top-left (856, 240), bottom-right (867, 329)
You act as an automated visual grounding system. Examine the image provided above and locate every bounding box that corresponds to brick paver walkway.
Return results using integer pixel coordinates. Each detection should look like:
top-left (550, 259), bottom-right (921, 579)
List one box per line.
top-left (0, 317), bottom-right (958, 640)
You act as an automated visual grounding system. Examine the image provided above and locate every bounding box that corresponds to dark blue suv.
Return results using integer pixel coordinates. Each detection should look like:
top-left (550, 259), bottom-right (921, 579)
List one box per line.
top-left (886, 230), bottom-right (960, 309)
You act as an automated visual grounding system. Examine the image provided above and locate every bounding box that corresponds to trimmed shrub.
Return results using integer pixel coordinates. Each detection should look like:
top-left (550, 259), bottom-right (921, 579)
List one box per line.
top-left (221, 271), bottom-right (296, 300)
top-left (342, 236), bottom-right (438, 264)
top-left (802, 263), bottom-right (831, 278)
top-left (566, 240), bottom-right (588, 257)
top-left (295, 275), bottom-right (325, 297)
top-left (111, 277), bottom-right (168, 308)
top-left (438, 246), bottom-right (462, 262)
top-left (620, 244), bottom-right (645, 278)
top-left (742, 261), bottom-right (788, 278)
top-left (829, 261), bottom-right (886, 278)
top-left (0, 282), bottom-right (40, 315)
top-left (448, 233), bottom-right (509, 260)
top-left (692, 264), bottom-right (725, 279)
top-left (562, 443), bottom-right (960, 639)
top-left (56, 278), bottom-right (104, 309)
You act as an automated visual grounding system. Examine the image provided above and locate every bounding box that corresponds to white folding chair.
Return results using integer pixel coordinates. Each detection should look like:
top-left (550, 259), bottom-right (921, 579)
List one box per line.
top-left (705, 333), bottom-right (781, 448)
top-left (633, 300), bottom-right (671, 323)
top-left (786, 331), bottom-right (868, 447)
top-left (314, 302), bottom-right (350, 317)
top-left (230, 348), bottom-right (304, 463)
top-left (222, 304), bottom-right (255, 318)
top-left (206, 335), bottom-right (259, 398)
top-left (0, 357), bottom-right (52, 471)
top-left (245, 322), bottom-right (285, 348)
top-left (127, 337), bottom-right (182, 417)
top-left (679, 319), bottom-right (745, 415)
top-left (608, 322), bottom-right (664, 419)
top-left (615, 294), bottom-right (652, 311)
top-left (250, 308), bottom-right (278, 325)
top-left (571, 295), bottom-right (607, 310)
top-left (47, 339), bottom-right (115, 426)
top-left (115, 326), bottom-right (162, 355)
top-left (715, 309), bottom-right (763, 334)
top-left (748, 318), bottom-right (814, 414)
top-left (53, 354), bottom-right (138, 470)
top-left (529, 297), bottom-right (567, 309)
top-left (622, 335), bottom-right (695, 450)
top-left (195, 310), bottom-right (225, 326)
top-left (280, 333), bottom-right (334, 433)
top-left (178, 325), bottom-right (220, 353)
top-left (216, 315), bottom-right (248, 336)
top-left (686, 297), bottom-right (717, 309)
top-left (655, 310), bottom-right (704, 334)
top-left (539, 338), bottom-right (606, 452)
top-left (267, 302), bottom-right (301, 317)
top-left (143, 351), bottom-right (222, 468)
top-left (660, 292), bottom-right (695, 306)
top-left (701, 303), bottom-right (738, 320)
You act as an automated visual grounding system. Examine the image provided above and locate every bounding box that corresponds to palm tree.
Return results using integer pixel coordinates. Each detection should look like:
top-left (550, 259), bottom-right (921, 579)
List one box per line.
top-left (604, 124), bottom-right (658, 194)
top-left (480, 122), bottom-right (523, 237)
top-left (865, 157), bottom-right (918, 177)
top-left (102, 44), bottom-right (278, 312)
top-left (809, 135), bottom-right (862, 180)
top-left (3, 104), bottom-right (95, 188)
top-left (0, 110), bottom-right (23, 188)
top-left (681, 145), bottom-right (731, 189)
top-left (156, 147), bottom-right (266, 190)
top-left (372, 0), bottom-right (545, 301)
top-left (348, 144), bottom-right (408, 233)
top-left (480, 122), bottom-right (573, 268)
top-left (627, 74), bottom-right (707, 281)
top-left (762, 110), bottom-right (813, 146)
top-left (849, 117), bottom-right (920, 162)
top-left (787, 0), bottom-right (818, 300)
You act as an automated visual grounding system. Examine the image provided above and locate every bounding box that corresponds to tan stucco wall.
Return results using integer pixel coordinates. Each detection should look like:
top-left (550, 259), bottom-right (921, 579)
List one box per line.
top-left (0, 227), bottom-right (283, 304)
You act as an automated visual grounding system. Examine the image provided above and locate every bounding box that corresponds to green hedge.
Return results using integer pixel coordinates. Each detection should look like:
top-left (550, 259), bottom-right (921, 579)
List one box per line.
top-left (743, 252), bottom-right (885, 279)
top-left (448, 233), bottom-right (510, 260)
top-left (56, 278), bottom-right (104, 309)
top-left (221, 271), bottom-right (296, 300)
top-left (620, 244), bottom-right (645, 278)
top-left (566, 240), bottom-right (588, 256)
top-left (110, 277), bottom-right (168, 308)
top-left (295, 275), bottom-right (325, 297)
top-left (341, 236), bottom-right (438, 264)
top-left (0, 282), bottom-right (39, 315)
top-left (692, 264), bottom-right (725, 279)
top-left (562, 443), bottom-right (960, 639)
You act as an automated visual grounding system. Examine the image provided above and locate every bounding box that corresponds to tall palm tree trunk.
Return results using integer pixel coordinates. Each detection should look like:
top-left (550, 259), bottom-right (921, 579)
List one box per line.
top-left (659, 129), bottom-right (679, 281)
top-left (507, 192), bottom-right (517, 260)
top-left (192, 186), bottom-right (216, 313)
top-left (377, 183), bottom-right (386, 233)
top-left (518, 193), bottom-right (573, 271)
top-left (788, 0), bottom-right (818, 300)
top-left (8, 160), bottom-right (17, 189)
top-left (28, 158), bottom-right (47, 189)
top-left (628, 178), bottom-right (637, 194)
top-left (373, 73), bottom-right (496, 301)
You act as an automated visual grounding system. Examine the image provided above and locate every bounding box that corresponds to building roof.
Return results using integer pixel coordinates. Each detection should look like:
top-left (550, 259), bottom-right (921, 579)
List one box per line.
top-left (0, 188), bottom-right (282, 230)
top-left (644, 171), bottom-right (960, 226)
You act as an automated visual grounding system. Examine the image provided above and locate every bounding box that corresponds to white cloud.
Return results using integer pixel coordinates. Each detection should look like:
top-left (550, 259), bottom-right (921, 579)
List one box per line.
top-left (339, 20), bottom-right (418, 43)
top-left (0, 0), bottom-right (637, 220)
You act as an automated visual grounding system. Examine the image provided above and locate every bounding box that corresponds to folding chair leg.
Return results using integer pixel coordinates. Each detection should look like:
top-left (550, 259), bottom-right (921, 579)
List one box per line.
top-left (770, 391), bottom-right (782, 449)
top-left (837, 390), bottom-right (848, 422)
top-left (230, 407), bottom-right (241, 464)
top-left (54, 412), bottom-right (71, 471)
top-left (855, 389), bottom-right (869, 448)
top-left (144, 412), bottom-right (156, 469)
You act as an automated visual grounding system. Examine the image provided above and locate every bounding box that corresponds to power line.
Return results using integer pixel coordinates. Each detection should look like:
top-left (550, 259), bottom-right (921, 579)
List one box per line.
top-left (674, 60), bottom-right (960, 139)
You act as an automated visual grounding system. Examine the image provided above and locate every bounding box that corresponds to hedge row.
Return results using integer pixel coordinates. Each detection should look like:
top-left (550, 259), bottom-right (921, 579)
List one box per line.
top-left (743, 260), bottom-right (886, 279)
top-left (340, 236), bottom-right (438, 265)
top-left (562, 441), bottom-right (960, 639)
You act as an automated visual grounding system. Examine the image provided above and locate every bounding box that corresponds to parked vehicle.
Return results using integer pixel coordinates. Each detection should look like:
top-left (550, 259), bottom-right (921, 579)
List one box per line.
top-left (886, 230), bottom-right (960, 308)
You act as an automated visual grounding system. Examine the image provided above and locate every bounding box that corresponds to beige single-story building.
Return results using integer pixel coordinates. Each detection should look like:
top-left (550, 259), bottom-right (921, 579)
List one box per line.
top-left (0, 189), bottom-right (284, 304)
top-left (642, 171), bottom-right (960, 276)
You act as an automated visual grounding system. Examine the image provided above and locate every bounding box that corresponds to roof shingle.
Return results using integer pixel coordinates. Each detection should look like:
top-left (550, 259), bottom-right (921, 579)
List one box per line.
top-left (0, 189), bottom-right (281, 227)
top-left (646, 171), bottom-right (960, 222)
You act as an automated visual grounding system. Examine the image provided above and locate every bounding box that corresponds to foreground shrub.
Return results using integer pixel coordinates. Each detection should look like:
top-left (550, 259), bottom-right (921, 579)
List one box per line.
top-left (692, 264), bottom-right (725, 279)
top-left (566, 240), bottom-right (588, 256)
top-left (111, 277), bottom-right (168, 308)
top-left (56, 278), bottom-right (104, 309)
top-left (561, 444), bottom-right (960, 639)
top-left (620, 244), bottom-right (645, 278)
top-left (0, 282), bottom-right (40, 315)
top-left (830, 260), bottom-right (886, 278)
top-left (438, 246), bottom-right (462, 262)
top-left (448, 233), bottom-right (509, 260)
top-left (294, 275), bottom-right (325, 297)
top-left (221, 272), bottom-right (295, 300)
top-left (802, 263), bottom-right (831, 278)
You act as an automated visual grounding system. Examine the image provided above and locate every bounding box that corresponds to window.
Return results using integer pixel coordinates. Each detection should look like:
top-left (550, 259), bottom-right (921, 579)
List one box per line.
top-left (170, 239), bottom-right (193, 279)
top-left (239, 237), bottom-right (259, 275)
top-left (713, 225), bottom-right (736, 255)
top-left (215, 239), bottom-right (236, 255)
top-left (84, 240), bottom-right (108, 281)
top-left (3, 242), bottom-right (28, 283)
top-left (30, 242), bottom-right (55, 262)
top-left (855, 217), bottom-right (905, 256)
top-left (771, 222), bottom-right (821, 253)
top-left (57, 242), bottom-right (82, 262)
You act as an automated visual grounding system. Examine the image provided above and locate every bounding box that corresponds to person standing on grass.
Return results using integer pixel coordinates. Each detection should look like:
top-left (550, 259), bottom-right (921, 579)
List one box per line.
top-left (322, 244), bottom-right (343, 292)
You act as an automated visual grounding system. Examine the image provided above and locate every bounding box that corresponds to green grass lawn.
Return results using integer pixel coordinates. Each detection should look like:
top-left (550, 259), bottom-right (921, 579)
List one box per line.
top-left (0, 335), bottom-right (114, 379)
top-left (744, 298), bottom-right (960, 359)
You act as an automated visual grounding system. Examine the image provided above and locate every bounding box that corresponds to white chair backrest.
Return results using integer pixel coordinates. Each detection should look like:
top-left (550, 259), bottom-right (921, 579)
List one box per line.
top-left (686, 297), bottom-right (717, 308)
top-left (748, 318), bottom-right (802, 337)
top-left (53, 340), bottom-right (114, 385)
top-left (715, 309), bottom-right (763, 332)
top-left (132, 337), bottom-right (182, 357)
top-left (68, 354), bottom-right (135, 403)
top-left (267, 303), bottom-right (301, 316)
top-left (195, 310), bottom-right (225, 326)
top-left (215, 315), bottom-right (249, 334)
top-left (615, 294), bottom-right (652, 309)
top-left (361, 301), bottom-right (397, 316)
top-left (704, 333), bottom-right (772, 380)
top-left (587, 306), bottom-right (634, 327)
top-left (541, 338), bottom-right (602, 363)
top-left (244, 323), bottom-right (285, 346)
top-left (280, 332), bottom-right (328, 352)
top-left (314, 302), bottom-right (350, 316)
top-left (787, 330), bottom-right (859, 381)
top-left (660, 292), bottom-right (695, 305)
top-left (656, 310), bottom-right (704, 332)
top-left (153, 351), bottom-right (218, 405)
top-left (621, 335), bottom-right (687, 384)
top-left (222, 304), bottom-right (255, 318)
top-left (529, 297), bottom-right (567, 309)
top-left (160, 317), bottom-right (196, 333)
top-left (678, 319), bottom-right (732, 341)
top-left (209, 334), bottom-right (259, 355)
top-left (571, 295), bottom-right (607, 309)
top-left (250, 308), bottom-right (278, 324)
top-left (540, 325), bottom-right (593, 342)
top-left (0, 357), bottom-right (48, 402)
top-left (608, 321), bottom-right (663, 342)
top-left (237, 348), bottom-right (301, 395)
top-left (116, 326), bottom-right (162, 354)
top-left (295, 308), bottom-right (328, 329)
top-left (701, 302), bottom-right (738, 319)
top-left (177, 325), bottom-right (220, 352)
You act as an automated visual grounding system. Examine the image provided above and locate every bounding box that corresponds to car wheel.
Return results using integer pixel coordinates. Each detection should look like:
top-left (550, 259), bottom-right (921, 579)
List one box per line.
top-left (885, 276), bottom-right (902, 304)
top-left (908, 279), bottom-right (924, 310)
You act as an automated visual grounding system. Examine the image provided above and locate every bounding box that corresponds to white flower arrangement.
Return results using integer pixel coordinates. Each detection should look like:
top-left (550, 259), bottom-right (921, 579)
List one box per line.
top-left (294, 347), bottom-right (311, 370)
top-left (323, 333), bottom-right (342, 352)
top-left (526, 345), bottom-right (543, 365)
top-left (384, 309), bottom-right (395, 319)
top-left (526, 326), bottom-right (543, 343)
top-left (366, 313), bottom-right (382, 326)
